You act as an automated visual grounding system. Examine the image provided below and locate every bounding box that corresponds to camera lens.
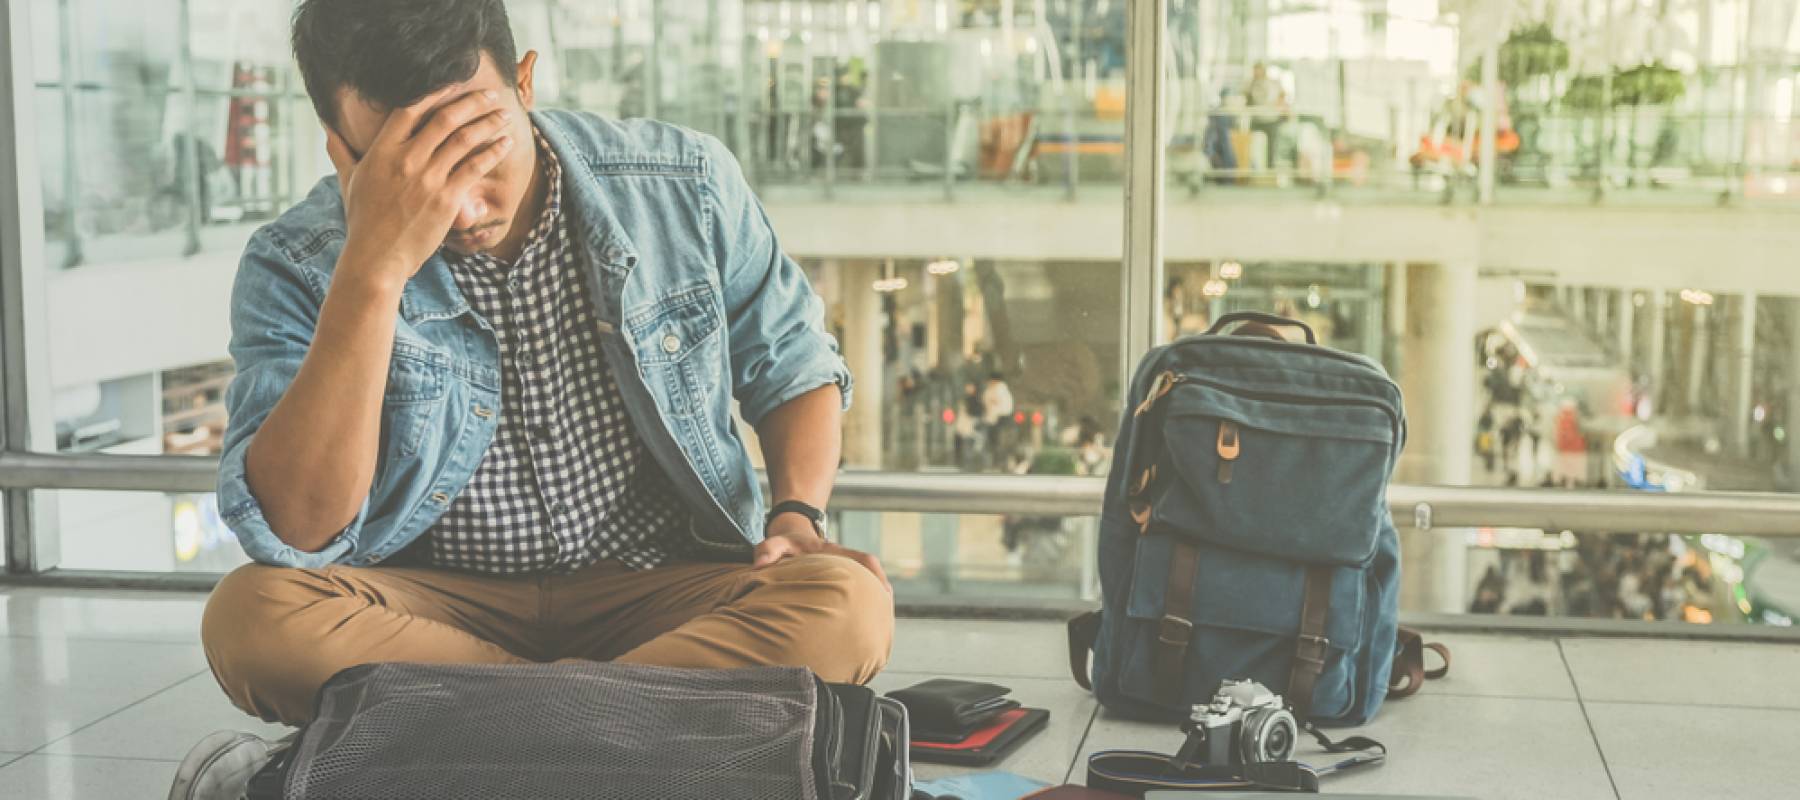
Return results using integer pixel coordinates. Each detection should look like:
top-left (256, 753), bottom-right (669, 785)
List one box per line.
top-left (1241, 708), bottom-right (1298, 763)
top-left (1264, 720), bottom-right (1294, 760)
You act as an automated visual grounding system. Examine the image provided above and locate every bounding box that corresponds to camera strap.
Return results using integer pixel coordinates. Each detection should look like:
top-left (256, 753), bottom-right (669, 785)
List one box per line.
top-left (1299, 720), bottom-right (1388, 777)
top-left (1082, 720), bottom-right (1386, 795)
top-left (1086, 750), bottom-right (1321, 794)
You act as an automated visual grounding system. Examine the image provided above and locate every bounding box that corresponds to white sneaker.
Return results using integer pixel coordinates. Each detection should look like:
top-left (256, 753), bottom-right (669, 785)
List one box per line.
top-left (167, 730), bottom-right (288, 800)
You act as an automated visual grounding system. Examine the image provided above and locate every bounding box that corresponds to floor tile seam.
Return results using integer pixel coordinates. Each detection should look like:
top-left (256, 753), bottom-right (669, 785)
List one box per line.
top-left (1411, 689), bottom-right (1583, 702)
top-left (9, 751), bottom-right (183, 764)
top-left (878, 668), bottom-right (1075, 682)
top-left (0, 752), bottom-right (23, 770)
top-left (1575, 697), bottom-right (1800, 712)
top-left (882, 669), bottom-right (1068, 681)
top-left (24, 668), bottom-right (210, 757)
top-left (1557, 639), bottom-right (1622, 800)
top-left (1062, 702), bottom-right (1103, 786)
top-left (1, 632), bottom-right (200, 645)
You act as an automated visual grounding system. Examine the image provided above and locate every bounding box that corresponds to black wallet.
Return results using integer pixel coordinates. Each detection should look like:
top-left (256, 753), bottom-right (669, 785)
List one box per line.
top-left (885, 678), bottom-right (1016, 734)
top-left (908, 707), bottom-right (1050, 766)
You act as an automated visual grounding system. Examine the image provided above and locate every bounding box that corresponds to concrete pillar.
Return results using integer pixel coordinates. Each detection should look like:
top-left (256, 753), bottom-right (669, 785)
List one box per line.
top-left (1784, 300), bottom-right (1800, 490)
top-left (1569, 286), bottom-right (1586, 325)
top-left (1730, 292), bottom-right (1757, 456)
top-left (1617, 289), bottom-right (1636, 373)
top-left (1647, 292), bottom-right (1668, 409)
top-left (1383, 263), bottom-right (1407, 375)
top-left (1594, 290), bottom-right (1611, 343)
top-left (1396, 262), bottom-right (1476, 614)
top-left (838, 259), bottom-right (886, 468)
top-left (1685, 302), bottom-right (1711, 414)
top-left (1477, 41), bottom-right (1499, 205)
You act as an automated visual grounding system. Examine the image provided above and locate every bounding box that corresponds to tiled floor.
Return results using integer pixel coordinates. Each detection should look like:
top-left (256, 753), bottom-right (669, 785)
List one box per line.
top-left (3, 585), bottom-right (1796, 799)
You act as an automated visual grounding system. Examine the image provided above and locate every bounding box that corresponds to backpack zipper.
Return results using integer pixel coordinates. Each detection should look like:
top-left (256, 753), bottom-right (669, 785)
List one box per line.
top-left (1148, 372), bottom-right (1403, 448)
top-left (1216, 421), bottom-right (1240, 484)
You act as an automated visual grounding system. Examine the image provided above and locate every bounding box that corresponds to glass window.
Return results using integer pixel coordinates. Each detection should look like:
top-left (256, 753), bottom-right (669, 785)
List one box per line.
top-left (44, 490), bottom-right (248, 573)
top-left (837, 509), bottom-right (1099, 602)
top-left (32, 0), bottom-right (322, 269)
top-left (1155, 1), bottom-right (1800, 627)
top-left (20, 0), bottom-right (1798, 626)
top-left (801, 257), bottom-right (1121, 475)
top-left (27, 1), bottom-right (1132, 587)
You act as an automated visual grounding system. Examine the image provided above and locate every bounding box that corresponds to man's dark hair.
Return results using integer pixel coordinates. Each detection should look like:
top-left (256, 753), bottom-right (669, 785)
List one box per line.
top-left (292, 0), bottom-right (519, 129)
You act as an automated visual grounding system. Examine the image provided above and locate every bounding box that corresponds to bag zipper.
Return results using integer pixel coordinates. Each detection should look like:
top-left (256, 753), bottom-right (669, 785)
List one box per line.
top-left (815, 677), bottom-right (845, 797)
top-left (1216, 421), bottom-right (1240, 484)
top-left (1144, 371), bottom-right (1403, 446)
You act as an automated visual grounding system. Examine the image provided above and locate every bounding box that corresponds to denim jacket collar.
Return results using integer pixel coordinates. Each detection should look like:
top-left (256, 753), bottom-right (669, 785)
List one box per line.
top-left (534, 111), bottom-right (642, 276)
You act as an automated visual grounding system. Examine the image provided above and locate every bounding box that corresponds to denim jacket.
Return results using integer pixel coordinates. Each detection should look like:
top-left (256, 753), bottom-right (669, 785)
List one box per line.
top-left (218, 110), bottom-right (852, 568)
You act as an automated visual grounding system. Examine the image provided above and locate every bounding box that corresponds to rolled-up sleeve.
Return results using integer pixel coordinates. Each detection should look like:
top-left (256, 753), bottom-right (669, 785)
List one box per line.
top-left (216, 235), bottom-right (366, 568)
top-left (700, 134), bottom-right (853, 427)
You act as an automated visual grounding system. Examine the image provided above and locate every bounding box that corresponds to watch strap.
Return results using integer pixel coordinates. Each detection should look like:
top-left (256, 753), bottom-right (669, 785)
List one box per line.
top-left (766, 500), bottom-right (827, 537)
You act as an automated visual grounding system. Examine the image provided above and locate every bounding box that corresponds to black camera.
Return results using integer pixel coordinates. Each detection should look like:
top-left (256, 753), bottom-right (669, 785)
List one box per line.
top-left (1177, 680), bottom-right (1299, 767)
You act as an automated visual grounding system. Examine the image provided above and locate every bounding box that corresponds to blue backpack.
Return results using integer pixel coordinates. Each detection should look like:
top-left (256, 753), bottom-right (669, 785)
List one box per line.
top-left (1069, 313), bottom-right (1443, 726)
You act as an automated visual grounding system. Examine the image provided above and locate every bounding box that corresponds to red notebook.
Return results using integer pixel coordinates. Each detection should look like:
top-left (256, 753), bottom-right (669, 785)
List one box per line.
top-left (909, 707), bottom-right (1050, 766)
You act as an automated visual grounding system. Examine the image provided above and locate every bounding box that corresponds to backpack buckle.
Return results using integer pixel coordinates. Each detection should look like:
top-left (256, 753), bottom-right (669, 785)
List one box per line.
top-left (1158, 615), bottom-right (1194, 647)
top-left (1295, 634), bottom-right (1330, 667)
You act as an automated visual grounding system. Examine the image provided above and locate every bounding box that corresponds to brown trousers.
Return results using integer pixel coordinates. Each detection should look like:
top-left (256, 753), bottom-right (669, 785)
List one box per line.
top-left (201, 553), bottom-right (894, 726)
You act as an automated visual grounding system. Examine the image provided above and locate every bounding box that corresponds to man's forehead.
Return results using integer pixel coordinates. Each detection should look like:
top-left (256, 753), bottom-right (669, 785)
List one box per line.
top-left (332, 55), bottom-right (508, 153)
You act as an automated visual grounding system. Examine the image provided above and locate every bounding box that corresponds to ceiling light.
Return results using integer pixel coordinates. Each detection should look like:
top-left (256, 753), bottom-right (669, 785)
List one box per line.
top-left (1679, 289), bottom-right (1714, 306)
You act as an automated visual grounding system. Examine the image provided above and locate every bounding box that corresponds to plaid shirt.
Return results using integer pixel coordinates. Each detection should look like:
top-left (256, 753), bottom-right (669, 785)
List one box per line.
top-left (426, 131), bottom-right (688, 574)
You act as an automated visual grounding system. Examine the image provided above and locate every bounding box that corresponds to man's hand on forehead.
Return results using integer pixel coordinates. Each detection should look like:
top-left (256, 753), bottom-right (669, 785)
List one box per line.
top-left (323, 82), bottom-right (517, 281)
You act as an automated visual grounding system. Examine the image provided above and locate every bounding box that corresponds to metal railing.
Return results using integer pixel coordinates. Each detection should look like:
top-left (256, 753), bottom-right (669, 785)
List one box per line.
top-left (6, 451), bottom-right (1800, 537)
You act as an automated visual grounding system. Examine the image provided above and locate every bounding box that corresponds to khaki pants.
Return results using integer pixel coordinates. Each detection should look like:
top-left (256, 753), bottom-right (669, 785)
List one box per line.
top-left (201, 553), bottom-right (894, 726)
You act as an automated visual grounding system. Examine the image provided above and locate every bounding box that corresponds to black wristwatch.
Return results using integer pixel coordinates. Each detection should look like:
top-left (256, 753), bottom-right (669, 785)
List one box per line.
top-left (766, 499), bottom-right (828, 540)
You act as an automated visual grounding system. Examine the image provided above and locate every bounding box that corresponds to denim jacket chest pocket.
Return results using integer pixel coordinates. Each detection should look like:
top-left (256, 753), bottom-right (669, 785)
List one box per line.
top-left (384, 340), bottom-right (452, 459)
top-left (627, 283), bottom-right (724, 418)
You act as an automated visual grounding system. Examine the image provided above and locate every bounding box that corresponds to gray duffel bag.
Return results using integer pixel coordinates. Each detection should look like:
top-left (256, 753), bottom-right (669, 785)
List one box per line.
top-left (246, 661), bottom-right (911, 800)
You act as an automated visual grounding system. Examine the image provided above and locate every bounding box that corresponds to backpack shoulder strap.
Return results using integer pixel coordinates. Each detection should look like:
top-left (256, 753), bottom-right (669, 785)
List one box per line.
top-left (1068, 611), bottom-right (1102, 692)
top-left (1285, 564), bottom-right (1335, 718)
top-left (1388, 626), bottom-right (1451, 699)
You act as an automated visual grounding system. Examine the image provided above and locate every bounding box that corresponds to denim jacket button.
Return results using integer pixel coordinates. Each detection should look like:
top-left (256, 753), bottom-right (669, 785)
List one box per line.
top-left (431, 491), bottom-right (450, 504)
top-left (473, 405), bottom-right (494, 419)
top-left (662, 334), bottom-right (682, 354)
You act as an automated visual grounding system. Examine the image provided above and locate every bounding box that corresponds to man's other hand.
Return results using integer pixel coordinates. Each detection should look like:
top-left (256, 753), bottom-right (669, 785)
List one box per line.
top-left (753, 516), bottom-right (892, 595)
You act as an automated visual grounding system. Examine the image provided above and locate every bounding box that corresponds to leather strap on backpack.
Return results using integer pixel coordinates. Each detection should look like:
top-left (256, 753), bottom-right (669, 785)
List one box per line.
top-left (1285, 564), bottom-right (1335, 719)
top-left (1388, 626), bottom-right (1451, 699)
top-left (1151, 540), bottom-right (1203, 706)
top-left (1068, 611), bottom-right (1102, 692)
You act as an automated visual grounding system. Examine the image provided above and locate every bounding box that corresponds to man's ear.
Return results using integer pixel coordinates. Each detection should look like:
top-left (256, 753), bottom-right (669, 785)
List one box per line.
top-left (516, 51), bottom-right (538, 110)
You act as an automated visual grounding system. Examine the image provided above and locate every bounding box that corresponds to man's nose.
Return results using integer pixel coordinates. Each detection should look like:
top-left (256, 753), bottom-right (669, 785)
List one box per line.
top-left (453, 197), bottom-right (490, 230)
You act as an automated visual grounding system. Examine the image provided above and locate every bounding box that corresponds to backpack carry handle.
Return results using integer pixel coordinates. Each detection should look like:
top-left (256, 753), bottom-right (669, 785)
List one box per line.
top-left (1205, 312), bottom-right (1317, 345)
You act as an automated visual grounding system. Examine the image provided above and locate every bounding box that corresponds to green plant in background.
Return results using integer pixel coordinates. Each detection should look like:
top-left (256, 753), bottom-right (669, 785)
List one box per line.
top-left (1611, 62), bottom-right (1685, 107)
top-left (1559, 62), bottom-right (1689, 181)
top-left (1027, 446), bottom-right (1079, 476)
top-left (1467, 22), bottom-right (1571, 88)
top-left (1560, 62), bottom-right (1687, 109)
top-left (1561, 74), bottom-right (1609, 111)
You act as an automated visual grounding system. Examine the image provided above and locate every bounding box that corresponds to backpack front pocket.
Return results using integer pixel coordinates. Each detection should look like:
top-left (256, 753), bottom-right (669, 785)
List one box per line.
top-left (1118, 532), bottom-right (1367, 720)
top-left (1137, 381), bottom-right (1397, 567)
